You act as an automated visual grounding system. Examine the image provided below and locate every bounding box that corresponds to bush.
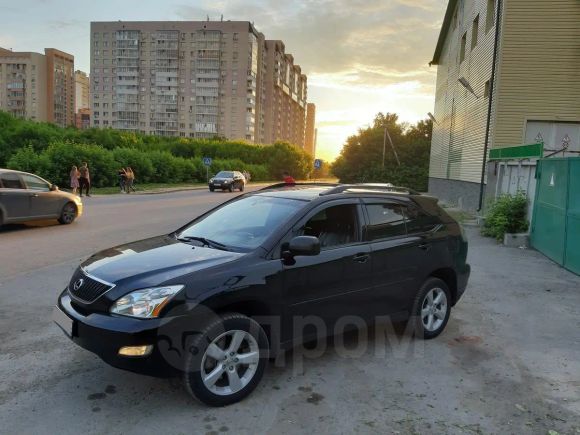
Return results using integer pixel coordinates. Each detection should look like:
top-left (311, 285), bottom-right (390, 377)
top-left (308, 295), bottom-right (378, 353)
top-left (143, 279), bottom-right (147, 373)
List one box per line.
top-left (482, 192), bottom-right (529, 241)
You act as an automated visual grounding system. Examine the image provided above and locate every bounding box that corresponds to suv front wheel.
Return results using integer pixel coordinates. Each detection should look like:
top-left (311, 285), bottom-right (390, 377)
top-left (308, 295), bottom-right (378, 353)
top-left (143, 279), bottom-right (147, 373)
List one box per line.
top-left (410, 277), bottom-right (451, 339)
top-left (184, 313), bottom-right (269, 406)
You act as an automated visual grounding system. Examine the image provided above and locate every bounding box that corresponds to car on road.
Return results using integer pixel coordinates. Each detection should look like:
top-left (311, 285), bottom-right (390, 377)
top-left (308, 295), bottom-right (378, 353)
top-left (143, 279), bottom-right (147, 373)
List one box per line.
top-left (53, 183), bottom-right (470, 406)
top-left (0, 169), bottom-right (83, 227)
top-left (208, 171), bottom-right (246, 192)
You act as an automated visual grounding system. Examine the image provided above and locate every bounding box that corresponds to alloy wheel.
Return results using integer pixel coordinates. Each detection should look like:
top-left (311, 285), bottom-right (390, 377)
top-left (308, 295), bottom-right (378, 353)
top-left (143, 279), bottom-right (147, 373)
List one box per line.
top-left (61, 203), bottom-right (76, 224)
top-left (421, 287), bottom-right (448, 332)
top-left (200, 330), bottom-right (260, 396)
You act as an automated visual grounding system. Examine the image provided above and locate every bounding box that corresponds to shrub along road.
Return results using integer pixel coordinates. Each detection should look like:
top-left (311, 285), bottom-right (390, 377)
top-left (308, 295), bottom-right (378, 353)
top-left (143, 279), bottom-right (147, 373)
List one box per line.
top-left (0, 188), bottom-right (579, 434)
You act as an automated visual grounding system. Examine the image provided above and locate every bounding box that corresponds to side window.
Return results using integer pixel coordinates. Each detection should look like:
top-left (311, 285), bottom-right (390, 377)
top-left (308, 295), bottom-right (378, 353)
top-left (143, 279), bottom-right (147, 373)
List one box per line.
top-left (301, 204), bottom-right (359, 249)
top-left (20, 174), bottom-right (50, 191)
top-left (0, 173), bottom-right (25, 189)
top-left (364, 204), bottom-right (406, 241)
top-left (404, 206), bottom-right (439, 234)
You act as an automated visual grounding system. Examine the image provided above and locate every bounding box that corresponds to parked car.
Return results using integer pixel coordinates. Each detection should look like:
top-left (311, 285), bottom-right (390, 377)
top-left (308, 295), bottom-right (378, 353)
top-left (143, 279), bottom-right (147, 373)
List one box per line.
top-left (209, 171), bottom-right (246, 192)
top-left (53, 183), bottom-right (470, 406)
top-left (0, 169), bottom-right (83, 227)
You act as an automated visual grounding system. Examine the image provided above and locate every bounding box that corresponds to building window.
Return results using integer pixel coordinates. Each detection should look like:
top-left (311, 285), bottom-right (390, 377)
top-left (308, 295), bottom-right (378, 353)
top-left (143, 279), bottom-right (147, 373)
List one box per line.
top-left (460, 32), bottom-right (467, 63)
top-left (471, 15), bottom-right (479, 49)
top-left (484, 80), bottom-right (490, 98)
top-left (486, 0), bottom-right (496, 33)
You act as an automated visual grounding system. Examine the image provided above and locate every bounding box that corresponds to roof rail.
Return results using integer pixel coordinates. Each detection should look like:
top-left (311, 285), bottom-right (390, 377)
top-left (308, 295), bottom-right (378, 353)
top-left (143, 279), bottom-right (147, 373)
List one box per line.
top-left (258, 182), bottom-right (339, 191)
top-left (320, 183), bottom-right (420, 196)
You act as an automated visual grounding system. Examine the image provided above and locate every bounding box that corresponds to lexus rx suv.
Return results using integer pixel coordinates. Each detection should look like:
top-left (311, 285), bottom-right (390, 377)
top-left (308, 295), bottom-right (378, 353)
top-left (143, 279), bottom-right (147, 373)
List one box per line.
top-left (53, 183), bottom-right (470, 406)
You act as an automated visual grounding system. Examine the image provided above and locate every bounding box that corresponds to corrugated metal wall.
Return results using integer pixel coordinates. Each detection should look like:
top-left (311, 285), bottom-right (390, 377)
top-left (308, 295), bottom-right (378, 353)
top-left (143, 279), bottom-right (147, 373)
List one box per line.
top-left (493, 0), bottom-right (580, 148)
top-left (429, 0), bottom-right (500, 184)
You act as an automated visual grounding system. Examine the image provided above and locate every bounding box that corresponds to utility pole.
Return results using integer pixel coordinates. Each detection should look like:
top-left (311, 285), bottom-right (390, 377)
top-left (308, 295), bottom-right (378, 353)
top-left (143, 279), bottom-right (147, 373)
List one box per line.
top-left (383, 127), bottom-right (401, 167)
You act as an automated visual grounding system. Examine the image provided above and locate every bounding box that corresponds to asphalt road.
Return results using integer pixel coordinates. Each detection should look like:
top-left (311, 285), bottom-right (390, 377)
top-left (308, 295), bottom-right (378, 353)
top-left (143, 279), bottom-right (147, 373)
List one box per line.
top-left (1, 189), bottom-right (579, 434)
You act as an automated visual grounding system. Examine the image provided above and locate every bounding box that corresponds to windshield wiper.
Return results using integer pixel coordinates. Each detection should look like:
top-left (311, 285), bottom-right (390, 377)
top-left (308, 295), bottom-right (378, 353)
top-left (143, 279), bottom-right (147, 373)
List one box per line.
top-left (176, 235), bottom-right (230, 251)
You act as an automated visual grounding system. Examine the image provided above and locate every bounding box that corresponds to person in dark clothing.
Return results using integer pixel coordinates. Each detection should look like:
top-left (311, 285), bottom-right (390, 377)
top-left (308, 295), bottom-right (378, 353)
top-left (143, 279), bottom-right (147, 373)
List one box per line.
top-left (118, 168), bottom-right (127, 193)
top-left (79, 162), bottom-right (91, 197)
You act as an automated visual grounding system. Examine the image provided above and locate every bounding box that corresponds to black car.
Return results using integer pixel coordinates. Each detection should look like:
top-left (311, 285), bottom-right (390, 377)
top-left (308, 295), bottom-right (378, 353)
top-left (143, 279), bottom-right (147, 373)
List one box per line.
top-left (208, 171), bottom-right (246, 192)
top-left (53, 183), bottom-right (470, 406)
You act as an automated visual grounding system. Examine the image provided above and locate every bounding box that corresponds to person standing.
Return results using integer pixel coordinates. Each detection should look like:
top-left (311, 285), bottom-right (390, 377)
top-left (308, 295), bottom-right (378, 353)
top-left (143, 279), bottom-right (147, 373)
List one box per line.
top-left (70, 165), bottom-right (80, 195)
top-left (125, 167), bottom-right (135, 193)
top-left (118, 168), bottom-right (127, 193)
top-left (79, 162), bottom-right (91, 197)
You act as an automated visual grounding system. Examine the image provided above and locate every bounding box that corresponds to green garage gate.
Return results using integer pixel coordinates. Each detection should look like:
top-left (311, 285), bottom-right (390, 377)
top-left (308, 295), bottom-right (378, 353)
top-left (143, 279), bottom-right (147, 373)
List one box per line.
top-left (531, 158), bottom-right (580, 275)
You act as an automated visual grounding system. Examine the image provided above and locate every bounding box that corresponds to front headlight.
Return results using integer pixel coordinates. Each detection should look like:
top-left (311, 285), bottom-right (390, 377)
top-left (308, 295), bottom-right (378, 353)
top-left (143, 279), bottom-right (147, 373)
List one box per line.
top-left (209, 178), bottom-right (214, 183)
top-left (110, 285), bottom-right (183, 318)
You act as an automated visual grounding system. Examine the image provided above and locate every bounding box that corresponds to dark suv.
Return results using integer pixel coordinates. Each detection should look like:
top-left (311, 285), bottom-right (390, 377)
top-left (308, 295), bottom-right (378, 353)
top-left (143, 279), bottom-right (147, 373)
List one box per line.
top-left (53, 183), bottom-right (470, 406)
top-left (209, 171), bottom-right (246, 192)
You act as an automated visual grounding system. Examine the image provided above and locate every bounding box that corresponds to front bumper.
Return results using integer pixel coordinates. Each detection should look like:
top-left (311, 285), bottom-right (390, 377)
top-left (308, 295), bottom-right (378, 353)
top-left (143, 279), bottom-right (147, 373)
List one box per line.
top-left (208, 182), bottom-right (232, 189)
top-left (55, 290), bottom-right (183, 377)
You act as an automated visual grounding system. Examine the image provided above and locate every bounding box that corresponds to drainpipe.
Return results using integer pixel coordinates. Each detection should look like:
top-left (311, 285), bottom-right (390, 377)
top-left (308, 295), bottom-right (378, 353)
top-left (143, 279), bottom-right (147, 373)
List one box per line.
top-left (478, 0), bottom-right (503, 212)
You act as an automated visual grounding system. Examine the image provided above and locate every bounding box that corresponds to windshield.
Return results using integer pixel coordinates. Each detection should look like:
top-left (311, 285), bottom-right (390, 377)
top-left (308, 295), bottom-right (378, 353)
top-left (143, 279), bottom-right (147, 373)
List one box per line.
top-left (215, 171), bottom-right (234, 178)
top-left (177, 195), bottom-right (305, 251)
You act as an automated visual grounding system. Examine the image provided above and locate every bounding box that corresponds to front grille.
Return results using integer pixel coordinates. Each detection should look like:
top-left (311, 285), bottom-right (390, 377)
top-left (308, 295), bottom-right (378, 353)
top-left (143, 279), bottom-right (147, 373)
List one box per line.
top-left (68, 268), bottom-right (113, 303)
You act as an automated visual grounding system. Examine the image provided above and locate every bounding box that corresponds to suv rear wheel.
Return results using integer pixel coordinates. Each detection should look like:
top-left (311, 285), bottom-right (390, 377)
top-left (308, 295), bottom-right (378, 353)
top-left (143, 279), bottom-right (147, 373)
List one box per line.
top-left (410, 277), bottom-right (451, 339)
top-left (183, 313), bottom-right (269, 406)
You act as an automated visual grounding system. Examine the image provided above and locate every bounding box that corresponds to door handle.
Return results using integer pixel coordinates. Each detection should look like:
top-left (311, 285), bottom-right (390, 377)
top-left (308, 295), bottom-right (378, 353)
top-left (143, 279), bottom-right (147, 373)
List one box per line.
top-left (353, 253), bottom-right (370, 263)
top-left (30, 193), bottom-right (39, 197)
top-left (418, 243), bottom-right (431, 251)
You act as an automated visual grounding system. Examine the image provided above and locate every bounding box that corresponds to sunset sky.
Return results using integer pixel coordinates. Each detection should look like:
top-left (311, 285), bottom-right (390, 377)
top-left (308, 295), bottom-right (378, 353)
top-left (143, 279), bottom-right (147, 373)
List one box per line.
top-left (0, 0), bottom-right (448, 161)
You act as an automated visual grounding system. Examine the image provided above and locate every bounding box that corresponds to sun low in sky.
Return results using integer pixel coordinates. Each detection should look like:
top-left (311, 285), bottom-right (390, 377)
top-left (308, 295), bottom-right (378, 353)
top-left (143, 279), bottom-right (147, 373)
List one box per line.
top-left (0, 0), bottom-right (447, 162)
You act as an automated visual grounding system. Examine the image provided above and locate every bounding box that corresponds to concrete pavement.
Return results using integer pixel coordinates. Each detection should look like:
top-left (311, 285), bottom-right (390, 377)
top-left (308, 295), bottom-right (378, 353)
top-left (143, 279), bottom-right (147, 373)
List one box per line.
top-left (0, 189), bottom-right (579, 434)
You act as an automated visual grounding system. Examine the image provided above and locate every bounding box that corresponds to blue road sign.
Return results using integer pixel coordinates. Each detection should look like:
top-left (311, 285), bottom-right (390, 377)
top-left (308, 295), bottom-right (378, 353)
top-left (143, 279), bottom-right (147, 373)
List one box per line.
top-left (202, 157), bottom-right (212, 166)
top-left (314, 159), bottom-right (322, 169)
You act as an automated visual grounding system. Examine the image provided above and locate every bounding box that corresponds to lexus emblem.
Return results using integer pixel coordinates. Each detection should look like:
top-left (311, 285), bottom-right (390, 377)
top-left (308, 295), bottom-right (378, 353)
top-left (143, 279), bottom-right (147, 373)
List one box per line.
top-left (73, 279), bottom-right (84, 291)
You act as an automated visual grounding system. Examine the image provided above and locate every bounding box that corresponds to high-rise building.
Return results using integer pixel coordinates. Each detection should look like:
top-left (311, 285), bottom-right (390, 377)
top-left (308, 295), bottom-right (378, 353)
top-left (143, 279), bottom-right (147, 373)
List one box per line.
top-left (75, 70), bottom-right (90, 112)
top-left (45, 48), bottom-right (75, 127)
top-left (0, 47), bottom-right (74, 127)
top-left (304, 103), bottom-right (316, 156)
top-left (90, 21), bottom-right (309, 147)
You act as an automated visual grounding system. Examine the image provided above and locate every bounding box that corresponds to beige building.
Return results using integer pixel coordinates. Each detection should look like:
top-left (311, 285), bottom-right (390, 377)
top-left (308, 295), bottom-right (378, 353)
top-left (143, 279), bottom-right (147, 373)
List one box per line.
top-left (90, 21), bottom-right (309, 147)
top-left (261, 40), bottom-right (308, 147)
top-left (0, 47), bottom-right (75, 127)
top-left (75, 70), bottom-right (90, 112)
top-left (304, 103), bottom-right (316, 156)
top-left (428, 0), bottom-right (580, 211)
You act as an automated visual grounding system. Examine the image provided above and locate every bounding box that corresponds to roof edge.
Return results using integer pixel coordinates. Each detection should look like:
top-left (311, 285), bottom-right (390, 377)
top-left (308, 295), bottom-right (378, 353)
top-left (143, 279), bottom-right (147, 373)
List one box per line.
top-left (430, 0), bottom-right (458, 66)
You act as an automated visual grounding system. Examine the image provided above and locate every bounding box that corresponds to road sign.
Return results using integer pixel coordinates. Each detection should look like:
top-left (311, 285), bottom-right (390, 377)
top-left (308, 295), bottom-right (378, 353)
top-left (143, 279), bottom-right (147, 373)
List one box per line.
top-left (202, 157), bottom-right (212, 166)
top-left (314, 159), bottom-right (322, 169)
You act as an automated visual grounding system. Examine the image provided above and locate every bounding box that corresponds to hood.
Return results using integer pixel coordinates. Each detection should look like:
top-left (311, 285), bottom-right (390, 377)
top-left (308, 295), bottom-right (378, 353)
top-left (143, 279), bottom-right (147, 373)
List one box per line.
top-left (81, 235), bottom-right (244, 284)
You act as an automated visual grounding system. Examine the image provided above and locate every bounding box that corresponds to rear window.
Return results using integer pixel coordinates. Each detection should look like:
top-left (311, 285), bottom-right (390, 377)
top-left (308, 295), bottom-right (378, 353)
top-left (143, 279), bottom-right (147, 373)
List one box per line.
top-left (404, 206), bottom-right (440, 233)
top-left (365, 204), bottom-right (406, 240)
top-left (0, 173), bottom-right (24, 189)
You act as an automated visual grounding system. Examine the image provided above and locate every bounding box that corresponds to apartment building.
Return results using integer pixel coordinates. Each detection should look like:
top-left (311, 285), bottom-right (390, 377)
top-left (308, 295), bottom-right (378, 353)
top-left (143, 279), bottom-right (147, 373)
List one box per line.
top-left (261, 40), bottom-right (308, 147)
top-left (0, 47), bottom-right (74, 127)
top-left (304, 103), bottom-right (316, 156)
top-left (428, 0), bottom-right (580, 211)
top-left (75, 70), bottom-right (90, 111)
top-left (90, 21), bottom-right (309, 147)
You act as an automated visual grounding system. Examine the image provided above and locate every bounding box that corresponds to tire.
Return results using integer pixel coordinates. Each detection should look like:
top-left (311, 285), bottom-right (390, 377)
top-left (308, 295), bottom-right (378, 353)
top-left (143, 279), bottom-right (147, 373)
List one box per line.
top-left (209, 186), bottom-right (215, 192)
top-left (239, 183), bottom-right (245, 192)
top-left (183, 313), bottom-right (269, 407)
top-left (228, 184), bottom-right (234, 193)
top-left (57, 202), bottom-right (77, 225)
top-left (409, 277), bottom-right (451, 339)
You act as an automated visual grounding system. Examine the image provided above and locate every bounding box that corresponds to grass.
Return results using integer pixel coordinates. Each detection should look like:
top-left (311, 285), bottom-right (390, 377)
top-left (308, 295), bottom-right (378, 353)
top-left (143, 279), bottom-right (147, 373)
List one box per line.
top-left (91, 182), bottom-right (205, 195)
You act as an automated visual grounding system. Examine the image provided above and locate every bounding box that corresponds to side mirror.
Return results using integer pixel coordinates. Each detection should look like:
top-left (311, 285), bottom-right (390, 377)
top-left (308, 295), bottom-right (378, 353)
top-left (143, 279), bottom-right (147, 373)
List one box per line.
top-left (50, 184), bottom-right (58, 191)
top-left (288, 236), bottom-right (321, 256)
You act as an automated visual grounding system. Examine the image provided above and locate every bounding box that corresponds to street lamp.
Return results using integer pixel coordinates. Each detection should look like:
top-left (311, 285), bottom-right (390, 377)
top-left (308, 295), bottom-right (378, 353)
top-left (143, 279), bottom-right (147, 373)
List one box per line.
top-left (427, 112), bottom-right (438, 125)
top-left (458, 77), bottom-right (481, 98)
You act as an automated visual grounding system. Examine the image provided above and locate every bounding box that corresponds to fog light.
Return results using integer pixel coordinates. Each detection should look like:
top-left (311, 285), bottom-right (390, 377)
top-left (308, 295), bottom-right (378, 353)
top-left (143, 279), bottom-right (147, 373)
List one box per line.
top-left (118, 345), bottom-right (153, 357)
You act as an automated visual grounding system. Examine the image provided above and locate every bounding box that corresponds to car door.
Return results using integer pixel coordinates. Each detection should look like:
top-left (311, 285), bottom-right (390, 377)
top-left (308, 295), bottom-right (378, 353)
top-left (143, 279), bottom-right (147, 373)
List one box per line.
top-left (362, 199), bottom-right (421, 317)
top-left (20, 173), bottom-right (62, 218)
top-left (281, 199), bottom-right (373, 341)
top-left (0, 172), bottom-right (30, 222)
